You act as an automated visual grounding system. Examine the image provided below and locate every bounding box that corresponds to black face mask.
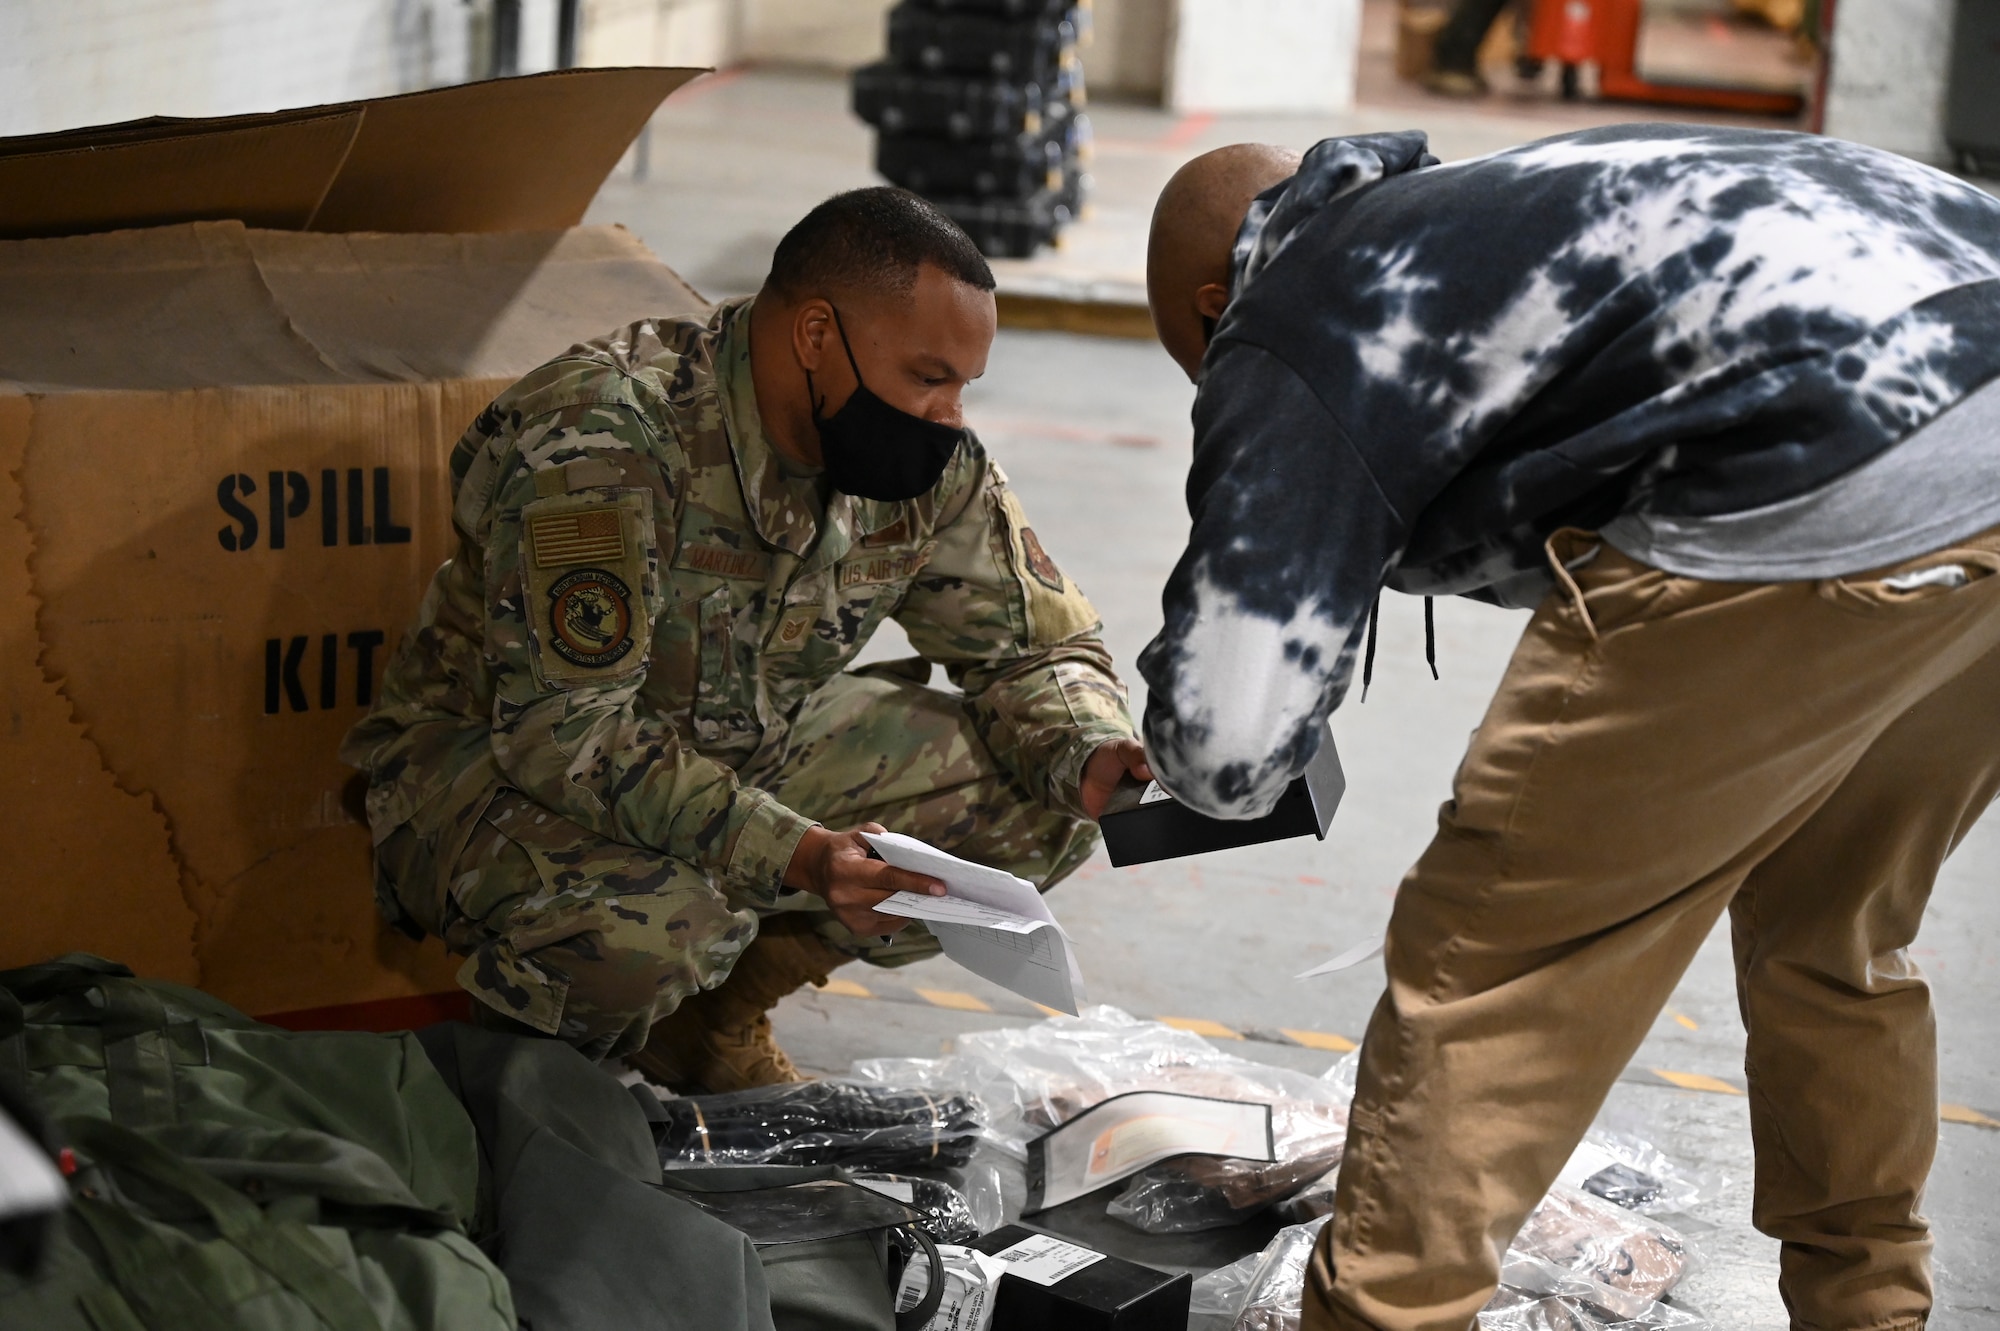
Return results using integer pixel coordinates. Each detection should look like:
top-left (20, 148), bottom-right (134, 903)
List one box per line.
top-left (805, 306), bottom-right (964, 502)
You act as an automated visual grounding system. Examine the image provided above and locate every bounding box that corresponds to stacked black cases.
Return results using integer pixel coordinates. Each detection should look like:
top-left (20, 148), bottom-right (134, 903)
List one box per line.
top-left (852, 0), bottom-right (1092, 259)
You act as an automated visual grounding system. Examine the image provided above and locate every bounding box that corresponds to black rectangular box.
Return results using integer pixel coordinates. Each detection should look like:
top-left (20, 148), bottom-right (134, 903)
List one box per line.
top-left (877, 127), bottom-right (1063, 198)
top-left (1098, 725), bottom-right (1344, 867)
top-left (933, 181), bottom-right (1076, 258)
top-left (852, 63), bottom-right (1071, 140)
top-left (887, 5), bottom-right (1077, 83)
top-left (969, 1226), bottom-right (1190, 1331)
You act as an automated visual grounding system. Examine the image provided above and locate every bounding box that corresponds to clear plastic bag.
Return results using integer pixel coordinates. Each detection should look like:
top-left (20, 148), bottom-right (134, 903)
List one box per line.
top-left (1105, 1121), bottom-right (1344, 1233)
top-left (1269, 1176), bottom-right (1697, 1301)
top-left (655, 1079), bottom-right (982, 1171)
top-left (851, 1172), bottom-right (983, 1243)
top-left (1511, 1185), bottom-right (1697, 1301)
top-left (1558, 1125), bottom-right (1719, 1215)
top-left (1188, 1246), bottom-right (1269, 1331)
top-left (852, 1007), bottom-right (1344, 1152)
top-left (1219, 1214), bottom-right (1329, 1331)
top-left (844, 1009), bottom-right (1709, 1248)
top-left (1479, 1251), bottom-right (1710, 1330)
top-left (1192, 1216), bottom-right (1709, 1331)
top-left (950, 1153), bottom-right (1008, 1235)
top-left (851, 1007), bottom-right (1351, 1232)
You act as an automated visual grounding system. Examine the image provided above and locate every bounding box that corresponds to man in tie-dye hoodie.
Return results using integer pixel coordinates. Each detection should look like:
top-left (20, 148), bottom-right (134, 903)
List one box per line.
top-left (1143, 125), bottom-right (2000, 1331)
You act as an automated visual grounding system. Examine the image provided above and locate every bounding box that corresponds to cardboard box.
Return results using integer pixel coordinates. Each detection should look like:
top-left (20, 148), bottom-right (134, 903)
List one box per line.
top-left (0, 69), bottom-right (709, 1021)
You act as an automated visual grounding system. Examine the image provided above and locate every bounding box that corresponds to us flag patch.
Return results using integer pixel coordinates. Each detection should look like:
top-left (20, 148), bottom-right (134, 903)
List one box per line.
top-left (531, 510), bottom-right (625, 568)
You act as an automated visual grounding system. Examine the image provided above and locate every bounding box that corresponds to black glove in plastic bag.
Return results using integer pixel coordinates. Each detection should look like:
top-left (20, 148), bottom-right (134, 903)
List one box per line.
top-left (656, 1081), bottom-right (983, 1172)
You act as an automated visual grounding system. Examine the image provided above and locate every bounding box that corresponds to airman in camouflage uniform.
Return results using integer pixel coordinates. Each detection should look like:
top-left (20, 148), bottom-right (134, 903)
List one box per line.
top-left (342, 295), bottom-right (1136, 1066)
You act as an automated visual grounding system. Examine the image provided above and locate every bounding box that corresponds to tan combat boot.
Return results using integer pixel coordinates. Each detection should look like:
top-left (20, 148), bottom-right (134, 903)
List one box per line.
top-left (627, 916), bottom-right (851, 1094)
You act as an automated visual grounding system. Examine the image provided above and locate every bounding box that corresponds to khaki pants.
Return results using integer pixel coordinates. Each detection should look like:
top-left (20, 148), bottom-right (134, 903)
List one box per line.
top-left (380, 671), bottom-right (1098, 1059)
top-left (1307, 526), bottom-right (2000, 1331)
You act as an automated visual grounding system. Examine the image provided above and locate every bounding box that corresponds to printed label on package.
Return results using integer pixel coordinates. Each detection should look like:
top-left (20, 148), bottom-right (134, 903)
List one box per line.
top-left (988, 1233), bottom-right (1106, 1287)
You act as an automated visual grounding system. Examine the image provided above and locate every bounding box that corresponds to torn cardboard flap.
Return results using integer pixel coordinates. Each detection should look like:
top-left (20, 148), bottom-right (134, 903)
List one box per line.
top-left (0, 221), bottom-right (705, 392)
top-left (305, 66), bottom-right (703, 234)
top-left (0, 110), bottom-right (364, 240)
top-left (0, 65), bottom-right (705, 242)
top-left (0, 222), bottom-right (710, 1014)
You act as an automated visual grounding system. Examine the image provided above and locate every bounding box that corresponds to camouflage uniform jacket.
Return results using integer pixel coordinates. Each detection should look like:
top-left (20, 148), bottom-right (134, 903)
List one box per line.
top-left (343, 297), bottom-right (1135, 913)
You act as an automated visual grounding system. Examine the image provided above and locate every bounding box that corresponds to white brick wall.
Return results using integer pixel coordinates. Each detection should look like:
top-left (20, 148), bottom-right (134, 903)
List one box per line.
top-left (0, 0), bottom-right (495, 137)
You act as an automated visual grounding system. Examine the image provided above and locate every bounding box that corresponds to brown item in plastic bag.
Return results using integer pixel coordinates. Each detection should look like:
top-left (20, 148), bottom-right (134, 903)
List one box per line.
top-left (1512, 1186), bottom-right (1693, 1301)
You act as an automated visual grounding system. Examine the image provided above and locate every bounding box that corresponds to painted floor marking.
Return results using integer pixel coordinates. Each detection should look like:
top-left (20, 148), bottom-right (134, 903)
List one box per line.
top-left (1158, 1015), bottom-right (1243, 1040)
top-left (1279, 1027), bottom-right (1358, 1052)
top-left (1649, 1068), bottom-right (1746, 1096)
top-left (915, 988), bottom-right (992, 1013)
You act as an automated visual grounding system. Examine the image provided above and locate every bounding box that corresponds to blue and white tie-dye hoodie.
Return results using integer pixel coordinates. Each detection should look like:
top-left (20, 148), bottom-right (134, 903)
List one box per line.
top-left (1138, 123), bottom-right (2000, 820)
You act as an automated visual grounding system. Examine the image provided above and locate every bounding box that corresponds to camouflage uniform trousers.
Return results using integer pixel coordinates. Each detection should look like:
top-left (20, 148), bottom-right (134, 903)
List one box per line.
top-left (385, 670), bottom-right (1100, 1059)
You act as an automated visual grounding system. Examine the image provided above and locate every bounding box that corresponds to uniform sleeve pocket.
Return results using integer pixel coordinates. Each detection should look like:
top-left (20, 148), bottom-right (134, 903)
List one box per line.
top-left (693, 585), bottom-right (736, 741)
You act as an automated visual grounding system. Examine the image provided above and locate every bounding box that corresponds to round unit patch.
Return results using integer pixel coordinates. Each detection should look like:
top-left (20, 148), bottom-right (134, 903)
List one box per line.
top-left (546, 568), bottom-right (635, 668)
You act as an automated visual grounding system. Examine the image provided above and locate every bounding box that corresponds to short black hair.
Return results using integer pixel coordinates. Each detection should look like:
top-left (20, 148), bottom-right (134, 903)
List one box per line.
top-left (765, 186), bottom-right (996, 303)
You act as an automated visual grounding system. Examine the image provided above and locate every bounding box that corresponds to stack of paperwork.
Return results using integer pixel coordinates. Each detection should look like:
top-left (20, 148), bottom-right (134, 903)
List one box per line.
top-left (862, 831), bottom-right (1083, 1015)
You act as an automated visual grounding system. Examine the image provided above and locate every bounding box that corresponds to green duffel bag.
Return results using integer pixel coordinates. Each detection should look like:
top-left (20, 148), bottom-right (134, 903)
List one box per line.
top-left (0, 955), bottom-right (514, 1331)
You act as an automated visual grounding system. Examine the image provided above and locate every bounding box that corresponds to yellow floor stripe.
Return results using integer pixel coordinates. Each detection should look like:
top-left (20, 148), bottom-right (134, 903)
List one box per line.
top-left (1651, 1068), bottom-right (1744, 1095)
top-left (916, 988), bottom-right (993, 1013)
top-left (819, 977), bottom-right (873, 999)
top-left (1159, 1016), bottom-right (1243, 1040)
top-left (1672, 1012), bottom-right (1700, 1031)
top-left (1941, 1103), bottom-right (2000, 1129)
top-left (1281, 1028), bottom-right (1358, 1052)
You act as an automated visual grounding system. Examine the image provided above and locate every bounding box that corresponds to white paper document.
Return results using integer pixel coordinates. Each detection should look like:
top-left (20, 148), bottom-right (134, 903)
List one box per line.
top-left (862, 830), bottom-right (1081, 1015)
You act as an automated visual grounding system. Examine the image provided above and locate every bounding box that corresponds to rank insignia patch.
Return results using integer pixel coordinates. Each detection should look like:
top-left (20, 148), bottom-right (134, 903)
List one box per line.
top-left (547, 568), bottom-right (635, 667)
top-left (770, 606), bottom-right (820, 652)
top-left (1019, 527), bottom-right (1065, 593)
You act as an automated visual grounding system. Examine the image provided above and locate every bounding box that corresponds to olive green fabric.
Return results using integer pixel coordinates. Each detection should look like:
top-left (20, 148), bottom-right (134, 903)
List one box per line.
top-left (0, 955), bottom-right (513, 1331)
top-left (413, 1023), bottom-right (775, 1331)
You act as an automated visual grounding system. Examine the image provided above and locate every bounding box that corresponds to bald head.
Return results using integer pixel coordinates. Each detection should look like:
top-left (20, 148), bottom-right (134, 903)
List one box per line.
top-left (1147, 143), bottom-right (1300, 380)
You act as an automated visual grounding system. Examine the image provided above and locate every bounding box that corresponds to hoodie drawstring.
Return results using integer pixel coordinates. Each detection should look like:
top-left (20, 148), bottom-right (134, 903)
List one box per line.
top-left (1360, 592), bottom-right (1381, 701)
top-left (1361, 594), bottom-right (1440, 702)
top-left (1425, 596), bottom-right (1438, 681)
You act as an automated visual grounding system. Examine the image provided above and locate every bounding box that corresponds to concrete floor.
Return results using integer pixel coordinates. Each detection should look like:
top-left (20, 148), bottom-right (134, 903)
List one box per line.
top-left (587, 64), bottom-right (2000, 1331)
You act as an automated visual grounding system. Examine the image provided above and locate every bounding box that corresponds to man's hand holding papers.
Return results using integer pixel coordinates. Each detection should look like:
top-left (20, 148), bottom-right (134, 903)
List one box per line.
top-left (783, 822), bottom-right (947, 938)
top-left (862, 831), bottom-right (1084, 1015)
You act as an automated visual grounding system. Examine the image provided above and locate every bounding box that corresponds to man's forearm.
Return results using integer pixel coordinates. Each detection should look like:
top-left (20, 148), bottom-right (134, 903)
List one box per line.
top-left (959, 643), bottom-right (1137, 818)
